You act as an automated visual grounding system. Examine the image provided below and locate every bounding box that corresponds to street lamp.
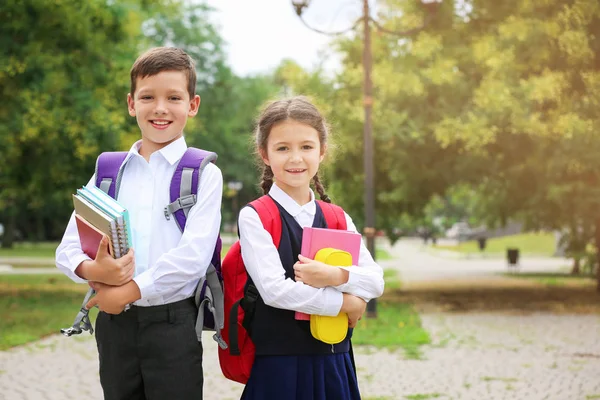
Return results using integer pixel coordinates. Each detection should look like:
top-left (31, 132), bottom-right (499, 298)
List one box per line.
top-left (292, 0), bottom-right (441, 317)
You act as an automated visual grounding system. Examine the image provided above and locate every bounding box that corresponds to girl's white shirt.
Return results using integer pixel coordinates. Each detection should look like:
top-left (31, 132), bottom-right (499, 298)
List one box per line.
top-left (238, 183), bottom-right (384, 316)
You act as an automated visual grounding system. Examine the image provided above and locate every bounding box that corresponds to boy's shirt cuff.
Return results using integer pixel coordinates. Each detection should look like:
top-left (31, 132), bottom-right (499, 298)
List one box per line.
top-left (133, 272), bottom-right (156, 301)
top-left (68, 254), bottom-right (92, 284)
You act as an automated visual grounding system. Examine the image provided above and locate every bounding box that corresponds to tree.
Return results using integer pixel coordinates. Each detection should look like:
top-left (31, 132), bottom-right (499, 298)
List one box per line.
top-left (0, 0), bottom-right (139, 247)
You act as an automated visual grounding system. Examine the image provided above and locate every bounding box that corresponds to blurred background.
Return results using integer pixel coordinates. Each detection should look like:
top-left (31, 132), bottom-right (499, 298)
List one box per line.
top-left (2, 2), bottom-right (600, 398)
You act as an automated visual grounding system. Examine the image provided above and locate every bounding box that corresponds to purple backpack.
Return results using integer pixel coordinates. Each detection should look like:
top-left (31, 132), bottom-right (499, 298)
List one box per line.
top-left (61, 148), bottom-right (225, 349)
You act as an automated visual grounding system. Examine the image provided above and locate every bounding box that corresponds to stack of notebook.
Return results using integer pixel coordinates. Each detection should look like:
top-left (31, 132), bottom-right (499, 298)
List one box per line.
top-left (72, 185), bottom-right (132, 259)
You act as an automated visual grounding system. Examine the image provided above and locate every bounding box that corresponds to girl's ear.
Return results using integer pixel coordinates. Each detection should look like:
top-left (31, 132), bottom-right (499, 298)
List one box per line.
top-left (319, 143), bottom-right (328, 162)
top-left (260, 149), bottom-right (270, 166)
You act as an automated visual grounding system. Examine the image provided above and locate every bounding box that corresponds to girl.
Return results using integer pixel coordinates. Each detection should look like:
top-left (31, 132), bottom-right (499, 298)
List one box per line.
top-left (238, 96), bottom-right (385, 400)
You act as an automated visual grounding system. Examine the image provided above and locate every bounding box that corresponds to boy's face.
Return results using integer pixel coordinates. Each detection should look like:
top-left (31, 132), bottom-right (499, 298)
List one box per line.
top-left (127, 70), bottom-right (200, 152)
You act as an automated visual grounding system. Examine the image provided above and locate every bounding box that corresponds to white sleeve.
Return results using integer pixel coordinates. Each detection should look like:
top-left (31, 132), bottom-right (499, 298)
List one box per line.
top-left (239, 206), bottom-right (343, 316)
top-left (331, 212), bottom-right (385, 301)
top-left (54, 175), bottom-right (96, 283)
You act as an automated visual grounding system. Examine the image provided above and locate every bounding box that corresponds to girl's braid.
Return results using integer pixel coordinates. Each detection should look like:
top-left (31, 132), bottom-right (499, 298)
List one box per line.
top-left (313, 173), bottom-right (331, 203)
top-left (260, 165), bottom-right (274, 195)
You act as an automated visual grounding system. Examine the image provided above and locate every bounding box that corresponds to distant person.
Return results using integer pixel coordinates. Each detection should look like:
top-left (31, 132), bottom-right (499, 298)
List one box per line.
top-left (55, 47), bottom-right (223, 400)
top-left (237, 96), bottom-right (384, 399)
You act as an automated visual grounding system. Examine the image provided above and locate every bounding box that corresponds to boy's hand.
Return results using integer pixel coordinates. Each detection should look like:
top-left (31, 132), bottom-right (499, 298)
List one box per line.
top-left (293, 255), bottom-right (349, 288)
top-left (86, 281), bottom-right (141, 315)
top-left (340, 294), bottom-right (366, 328)
top-left (76, 237), bottom-right (135, 285)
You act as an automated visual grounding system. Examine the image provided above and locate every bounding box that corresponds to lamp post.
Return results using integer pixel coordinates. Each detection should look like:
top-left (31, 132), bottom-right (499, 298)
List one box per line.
top-left (292, 0), bottom-right (441, 317)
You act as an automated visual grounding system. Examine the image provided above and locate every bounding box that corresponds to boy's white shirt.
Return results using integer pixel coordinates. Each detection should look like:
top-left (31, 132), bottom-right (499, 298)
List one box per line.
top-left (55, 136), bottom-right (223, 306)
top-left (238, 183), bottom-right (384, 317)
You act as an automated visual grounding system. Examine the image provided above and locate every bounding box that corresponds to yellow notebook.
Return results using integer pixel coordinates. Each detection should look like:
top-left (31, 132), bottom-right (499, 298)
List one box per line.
top-left (310, 248), bottom-right (351, 344)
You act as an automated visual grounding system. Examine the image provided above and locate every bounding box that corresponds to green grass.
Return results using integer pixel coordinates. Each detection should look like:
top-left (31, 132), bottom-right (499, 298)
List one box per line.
top-left (502, 272), bottom-right (596, 287)
top-left (433, 232), bottom-right (555, 256)
top-left (352, 300), bottom-right (431, 359)
top-left (0, 242), bottom-right (58, 258)
top-left (0, 274), bottom-right (97, 350)
top-left (375, 248), bottom-right (392, 260)
top-left (383, 269), bottom-right (401, 290)
top-left (405, 394), bottom-right (444, 400)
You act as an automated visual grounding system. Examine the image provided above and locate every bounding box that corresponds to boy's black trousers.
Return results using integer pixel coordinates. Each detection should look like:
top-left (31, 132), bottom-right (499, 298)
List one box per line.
top-left (95, 297), bottom-right (204, 400)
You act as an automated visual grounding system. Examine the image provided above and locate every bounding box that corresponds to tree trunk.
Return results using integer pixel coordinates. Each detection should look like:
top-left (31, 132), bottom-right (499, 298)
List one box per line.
top-left (571, 258), bottom-right (581, 275)
top-left (595, 218), bottom-right (600, 292)
top-left (1, 208), bottom-right (16, 249)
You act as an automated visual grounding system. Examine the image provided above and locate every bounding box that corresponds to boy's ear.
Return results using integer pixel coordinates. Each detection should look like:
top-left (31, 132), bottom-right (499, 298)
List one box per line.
top-left (188, 95), bottom-right (201, 117)
top-left (127, 94), bottom-right (136, 117)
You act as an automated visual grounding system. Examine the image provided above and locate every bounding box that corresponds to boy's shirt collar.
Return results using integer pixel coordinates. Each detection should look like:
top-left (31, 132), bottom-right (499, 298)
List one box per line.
top-left (126, 136), bottom-right (188, 165)
top-left (269, 183), bottom-right (316, 218)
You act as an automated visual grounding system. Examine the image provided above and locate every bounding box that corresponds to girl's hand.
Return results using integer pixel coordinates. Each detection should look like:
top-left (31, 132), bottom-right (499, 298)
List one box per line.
top-left (293, 255), bottom-right (348, 288)
top-left (340, 293), bottom-right (366, 328)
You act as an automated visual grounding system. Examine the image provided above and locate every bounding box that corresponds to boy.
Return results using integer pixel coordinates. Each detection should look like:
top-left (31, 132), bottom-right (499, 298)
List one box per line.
top-left (55, 47), bottom-right (223, 400)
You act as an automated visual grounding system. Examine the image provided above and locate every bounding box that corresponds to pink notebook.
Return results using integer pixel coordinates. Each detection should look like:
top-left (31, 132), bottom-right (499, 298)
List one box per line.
top-left (75, 214), bottom-right (109, 259)
top-left (295, 227), bottom-right (362, 320)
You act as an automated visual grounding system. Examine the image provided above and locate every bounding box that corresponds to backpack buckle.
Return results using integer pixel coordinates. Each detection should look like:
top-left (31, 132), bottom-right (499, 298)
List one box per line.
top-left (165, 194), bottom-right (197, 221)
top-left (213, 333), bottom-right (228, 350)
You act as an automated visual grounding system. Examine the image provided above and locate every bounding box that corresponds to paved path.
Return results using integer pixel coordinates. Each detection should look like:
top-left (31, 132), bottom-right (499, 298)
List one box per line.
top-left (2, 313), bottom-right (598, 400)
top-left (1, 239), bottom-right (598, 399)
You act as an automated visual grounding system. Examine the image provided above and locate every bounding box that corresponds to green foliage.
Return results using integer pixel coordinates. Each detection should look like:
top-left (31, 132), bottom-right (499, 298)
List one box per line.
top-left (295, 0), bottom-right (600, 257)
top-left (0, 0), bottom-right (280, 244)
top-left (1, 0), bottom-right (139, 246)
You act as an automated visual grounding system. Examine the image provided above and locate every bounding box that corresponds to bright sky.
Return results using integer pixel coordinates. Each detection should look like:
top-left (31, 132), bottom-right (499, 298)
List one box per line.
top-left (205, 0), bottom-right (363, 76)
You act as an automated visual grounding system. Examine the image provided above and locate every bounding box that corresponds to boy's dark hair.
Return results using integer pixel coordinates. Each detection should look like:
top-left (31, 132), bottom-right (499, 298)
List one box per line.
top-left (130, 47), bottom-right (197, 98)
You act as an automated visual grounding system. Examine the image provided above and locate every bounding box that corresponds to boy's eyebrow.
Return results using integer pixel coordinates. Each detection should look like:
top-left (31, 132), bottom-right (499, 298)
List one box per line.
top-left (136, 88), bottom-right (187, 95)
top-left (272, 139), bottom-right (318, 146)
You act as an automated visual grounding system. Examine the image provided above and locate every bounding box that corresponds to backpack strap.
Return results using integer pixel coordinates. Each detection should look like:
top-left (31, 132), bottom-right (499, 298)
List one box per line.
top-left (227, 195), bottom-right (281, 354)
top-left (95, 152), bottom-right (129, 198)
top-left (317, 200), bottom-right (347, 230)
top-left (249, 195), bottom-right (282, 247)
top-left (165, 147), bottom-right (218, 231)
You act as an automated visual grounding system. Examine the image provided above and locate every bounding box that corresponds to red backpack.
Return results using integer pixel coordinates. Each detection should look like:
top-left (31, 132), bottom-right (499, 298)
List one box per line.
top-left (218, 195), bottom-right (347, 384)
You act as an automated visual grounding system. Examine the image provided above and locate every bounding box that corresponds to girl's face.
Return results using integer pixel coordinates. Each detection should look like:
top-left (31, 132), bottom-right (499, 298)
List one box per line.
top-left (261, 119), bottom-right (326, 205)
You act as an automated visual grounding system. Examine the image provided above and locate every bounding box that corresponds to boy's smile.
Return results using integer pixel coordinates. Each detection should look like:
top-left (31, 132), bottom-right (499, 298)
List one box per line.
top-left (150, 119), bottom-right (172, 129)
top-left (127, 70), bottom-right (200, 158)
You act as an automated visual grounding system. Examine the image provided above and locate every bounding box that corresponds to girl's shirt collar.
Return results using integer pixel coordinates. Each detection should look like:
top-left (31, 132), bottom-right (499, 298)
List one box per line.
top-left (269, 183), bottom-right (316, 218)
